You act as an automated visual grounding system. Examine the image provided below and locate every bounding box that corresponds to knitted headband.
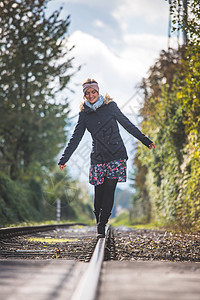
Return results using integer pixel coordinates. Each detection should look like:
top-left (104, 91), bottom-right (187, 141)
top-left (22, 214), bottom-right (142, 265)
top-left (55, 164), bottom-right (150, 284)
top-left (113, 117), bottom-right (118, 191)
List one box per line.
top-left (83, 82), bottom-right (99, 94)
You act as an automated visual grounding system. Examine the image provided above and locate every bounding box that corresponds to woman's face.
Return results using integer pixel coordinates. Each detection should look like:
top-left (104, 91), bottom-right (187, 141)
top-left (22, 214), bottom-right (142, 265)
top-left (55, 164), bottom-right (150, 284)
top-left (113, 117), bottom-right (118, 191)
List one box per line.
top-left (85, 88), bottom-right (99, 104)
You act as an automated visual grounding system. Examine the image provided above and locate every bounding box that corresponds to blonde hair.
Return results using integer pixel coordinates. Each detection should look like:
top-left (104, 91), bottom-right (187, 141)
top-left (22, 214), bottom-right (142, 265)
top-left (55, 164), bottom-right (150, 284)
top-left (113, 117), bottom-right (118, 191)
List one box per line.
top-left (82, 78), bottom-right (98, 86)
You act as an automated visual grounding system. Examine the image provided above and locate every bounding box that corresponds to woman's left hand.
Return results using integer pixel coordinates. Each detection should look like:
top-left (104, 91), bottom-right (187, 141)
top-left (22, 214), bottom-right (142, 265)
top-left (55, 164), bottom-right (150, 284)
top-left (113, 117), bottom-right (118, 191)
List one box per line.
top-left (148, 142), bottom-right (155, 149)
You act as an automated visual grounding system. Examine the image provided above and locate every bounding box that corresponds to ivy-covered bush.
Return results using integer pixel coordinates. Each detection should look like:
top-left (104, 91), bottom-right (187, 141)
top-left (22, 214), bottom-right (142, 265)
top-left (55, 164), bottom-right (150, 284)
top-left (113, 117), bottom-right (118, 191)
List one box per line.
top-left (132, 0), bottom-right (200, 230)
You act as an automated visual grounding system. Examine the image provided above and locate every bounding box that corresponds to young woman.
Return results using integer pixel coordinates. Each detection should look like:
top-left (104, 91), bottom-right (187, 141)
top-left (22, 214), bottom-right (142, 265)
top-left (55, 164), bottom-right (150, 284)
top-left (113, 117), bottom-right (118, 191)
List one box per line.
top-left (58, 79), bottom-right (155, 238)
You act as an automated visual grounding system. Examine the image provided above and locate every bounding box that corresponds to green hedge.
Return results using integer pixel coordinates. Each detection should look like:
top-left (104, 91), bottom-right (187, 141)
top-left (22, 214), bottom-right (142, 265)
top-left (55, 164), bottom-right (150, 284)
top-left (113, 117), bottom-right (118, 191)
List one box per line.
top-left (0, 172), bottom-right (44, 226)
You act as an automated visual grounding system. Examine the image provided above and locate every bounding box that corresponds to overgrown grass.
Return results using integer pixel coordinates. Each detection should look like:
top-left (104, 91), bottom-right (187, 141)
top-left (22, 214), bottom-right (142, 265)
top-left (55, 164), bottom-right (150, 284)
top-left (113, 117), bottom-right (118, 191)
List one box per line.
top-left (111, 210), bottom-right (174, 231)
top-left (28, 237), bottom-right (78, 244)
top-left (111, 210), bottom-right (199, 233)
top-left (110, 211), bottom-right (131, 227)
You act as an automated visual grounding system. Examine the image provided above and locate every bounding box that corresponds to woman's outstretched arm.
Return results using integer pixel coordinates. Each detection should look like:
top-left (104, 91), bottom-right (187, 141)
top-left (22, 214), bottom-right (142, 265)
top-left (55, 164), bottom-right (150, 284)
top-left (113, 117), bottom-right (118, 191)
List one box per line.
top-left (112, 101), bottom-right (154, 148)
top-left (58, 112), bottom-right (86, 167)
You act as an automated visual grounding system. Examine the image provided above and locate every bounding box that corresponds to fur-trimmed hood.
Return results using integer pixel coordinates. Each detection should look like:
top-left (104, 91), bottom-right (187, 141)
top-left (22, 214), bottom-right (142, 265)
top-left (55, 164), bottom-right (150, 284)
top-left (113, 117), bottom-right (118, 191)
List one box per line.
top-left (80, 93), bottom-right (113, 111)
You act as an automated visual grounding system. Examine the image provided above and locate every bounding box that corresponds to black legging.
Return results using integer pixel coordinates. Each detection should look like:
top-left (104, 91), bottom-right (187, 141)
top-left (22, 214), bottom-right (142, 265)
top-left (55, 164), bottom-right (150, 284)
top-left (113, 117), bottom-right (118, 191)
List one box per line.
top-left (94, 177), bottom-right (118, 221)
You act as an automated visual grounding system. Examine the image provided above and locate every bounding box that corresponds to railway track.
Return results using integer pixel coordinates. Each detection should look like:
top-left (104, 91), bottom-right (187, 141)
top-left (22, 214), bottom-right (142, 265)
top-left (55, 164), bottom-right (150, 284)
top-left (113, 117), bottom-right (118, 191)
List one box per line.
top-left (0, 223), bottom-right (98, 261)
top-left (0, 223), bottom-right (87, 238)
top-left (0, 224), bottom-right (199, 300)
top-left (0, 223), bottom-right (112, 300)
top-left (71, 225), bottom-right (111, 300)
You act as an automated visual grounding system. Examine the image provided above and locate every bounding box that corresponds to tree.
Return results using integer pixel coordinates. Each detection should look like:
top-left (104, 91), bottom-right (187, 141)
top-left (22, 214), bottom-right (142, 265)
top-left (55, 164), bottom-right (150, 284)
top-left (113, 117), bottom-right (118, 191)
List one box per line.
top-left (132, 0), bottom-right (200, 229)
top-left (131, 48), bottom-right (186, 223)
top-left (0, 0), bottom-right (76, 179)
top-left (167, 0), bottom-right (200, 45)
top-left (44, 170), bottom-right (93, 221)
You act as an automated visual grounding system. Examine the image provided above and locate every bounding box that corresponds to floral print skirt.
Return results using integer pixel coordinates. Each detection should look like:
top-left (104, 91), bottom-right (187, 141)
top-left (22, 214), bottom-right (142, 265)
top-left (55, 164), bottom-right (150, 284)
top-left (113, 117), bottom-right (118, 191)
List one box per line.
top-left (89, 158), bottom-right (127, 186)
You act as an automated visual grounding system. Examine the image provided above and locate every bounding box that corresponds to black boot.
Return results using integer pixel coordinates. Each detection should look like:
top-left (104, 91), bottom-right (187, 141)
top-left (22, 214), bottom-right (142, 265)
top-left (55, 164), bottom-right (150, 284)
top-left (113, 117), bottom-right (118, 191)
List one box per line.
top-left (97, 209), bottom-right (110, 238)
top-left (97, 223), bottom-right (105, 238)
top-left (93, 210), bottom-right (99, 224)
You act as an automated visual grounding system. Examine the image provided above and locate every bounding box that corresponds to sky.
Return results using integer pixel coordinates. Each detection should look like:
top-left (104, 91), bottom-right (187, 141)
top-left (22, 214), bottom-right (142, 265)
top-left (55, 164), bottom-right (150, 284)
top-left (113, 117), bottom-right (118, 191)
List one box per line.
top-left (46, 0), bottom-right (172, 191)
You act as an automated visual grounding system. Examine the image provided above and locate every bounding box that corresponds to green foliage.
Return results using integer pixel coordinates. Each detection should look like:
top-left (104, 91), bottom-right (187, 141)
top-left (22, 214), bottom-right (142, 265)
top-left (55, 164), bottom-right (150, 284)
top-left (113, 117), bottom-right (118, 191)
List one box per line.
top-left (130, 157), bottom-right (151, 223)
top-left (42, 169), bottom-right (93, 222)
top-left (0, 172), bottom-right (44, 226)
top-left (0, 1), bottom-right (93, 226)
top-left (168, 0), bottom-right (200, 43)
top-left (175, 44), bottom-right (200, 229)
top-left (0, 167), bottom-right (93, 226)
top-left (0, 0), bottom-right (74, 179)
top-left (112, 210), bottom-right (131, 227)
top-left (132, 0), bottom-right (200, 230)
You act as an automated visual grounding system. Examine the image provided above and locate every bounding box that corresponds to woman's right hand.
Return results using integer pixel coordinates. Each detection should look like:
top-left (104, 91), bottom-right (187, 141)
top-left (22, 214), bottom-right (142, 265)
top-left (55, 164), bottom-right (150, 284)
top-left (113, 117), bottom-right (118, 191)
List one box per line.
top-left (59, 164), bottom-right (66, 170)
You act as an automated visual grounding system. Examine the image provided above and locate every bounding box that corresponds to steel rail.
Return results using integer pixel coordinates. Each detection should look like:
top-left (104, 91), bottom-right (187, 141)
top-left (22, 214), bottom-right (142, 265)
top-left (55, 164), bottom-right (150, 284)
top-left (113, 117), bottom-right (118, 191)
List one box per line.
top-left (71, 225), bottom-right (110, 300)
top-left (0, 223), bottom-right (86, 238)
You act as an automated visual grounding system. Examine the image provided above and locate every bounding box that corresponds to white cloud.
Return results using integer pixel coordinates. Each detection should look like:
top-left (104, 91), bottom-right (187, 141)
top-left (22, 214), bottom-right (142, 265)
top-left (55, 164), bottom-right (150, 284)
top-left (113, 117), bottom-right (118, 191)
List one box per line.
top-left (50, 0), bottom-right (116, 9)
top-left (93, 19), bottom-right (105, 28)
top-left (112, 0), bottom-right (169, 30)
top-left (66, 30), bottom-right (168, 118)
top-left (121, 33), bottom-right (168, 72)
top-left (51, 0), bottom-right (169, 26)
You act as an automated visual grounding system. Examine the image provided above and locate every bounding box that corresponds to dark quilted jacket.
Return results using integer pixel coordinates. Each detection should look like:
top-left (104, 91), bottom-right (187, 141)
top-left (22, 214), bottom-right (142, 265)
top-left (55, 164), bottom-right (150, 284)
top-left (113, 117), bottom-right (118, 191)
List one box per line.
top-left (58, 97), bottom-right (153, 165)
